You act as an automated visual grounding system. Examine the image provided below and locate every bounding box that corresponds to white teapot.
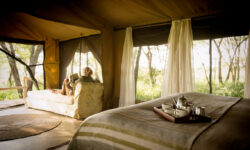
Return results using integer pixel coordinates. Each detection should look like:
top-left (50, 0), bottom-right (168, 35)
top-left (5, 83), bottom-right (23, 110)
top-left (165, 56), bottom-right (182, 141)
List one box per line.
top-left (176, 95), bottom-right (188, 109)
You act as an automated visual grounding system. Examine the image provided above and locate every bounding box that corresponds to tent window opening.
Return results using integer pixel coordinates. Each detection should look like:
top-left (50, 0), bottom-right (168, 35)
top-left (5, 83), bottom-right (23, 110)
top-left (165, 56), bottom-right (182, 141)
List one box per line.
top-left (66, 49), bottom-right (103, 83)
top-left (0, 41), bottom-right (44, 100)
top-left (193, 35), bottom-right (248, 97)
top-left (134, 44), bottom-right (168, 102)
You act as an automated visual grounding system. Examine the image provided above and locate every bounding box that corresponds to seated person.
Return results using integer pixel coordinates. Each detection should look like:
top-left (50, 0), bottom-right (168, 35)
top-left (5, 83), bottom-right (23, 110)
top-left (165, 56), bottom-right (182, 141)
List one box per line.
top-left (51, 67), bottom-right (95, 96)
top-left (76, 67), bottom-right (95, 83)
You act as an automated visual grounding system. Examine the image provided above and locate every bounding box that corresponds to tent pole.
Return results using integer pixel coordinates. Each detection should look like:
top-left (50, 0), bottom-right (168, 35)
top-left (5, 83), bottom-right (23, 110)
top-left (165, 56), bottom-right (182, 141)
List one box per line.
top-left (79, 39), bottom-right (82, 76)
top-left (209, 38), bottom-right (213, 94)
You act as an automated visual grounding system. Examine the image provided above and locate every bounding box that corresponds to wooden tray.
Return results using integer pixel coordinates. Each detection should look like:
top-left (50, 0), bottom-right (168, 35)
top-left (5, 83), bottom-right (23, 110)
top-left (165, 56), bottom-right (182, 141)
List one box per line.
top-left (153, 106), bottom-right (211, 123)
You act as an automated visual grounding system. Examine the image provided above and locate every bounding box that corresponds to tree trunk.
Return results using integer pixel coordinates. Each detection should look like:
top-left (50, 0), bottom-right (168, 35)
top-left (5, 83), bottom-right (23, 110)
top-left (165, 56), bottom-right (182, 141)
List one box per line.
top-left (24, 65), bottom-right (28, 77)
top-left (144, 46), bottom-right (154, 86)
top-left (213, 39), bottom-right (223, 84)
top-left (236, 53), bottom-right (240, 81)
top-left (27, 45), bottom-right (42, 90)
top-left (224, 37), bottom-right (247, 82)
top-left (225, 47), bottom-right (232, 82)
top-left (8, 72), bottom-right (12, 86)
top-left (236, 40), bottom-right (240, 81)
top-left (0, 47), bottom-right (40, 90)
top-left (233, 37), bottom-right (246, 82)
top-left (0, 42), bottom-right (23, 98)
top-left (213, 60), bottom-right (217, 81)
top-left (225, 63), bottom-right (232, 82)
top-left (134, 47), bottom-right (142, 94)
top-left (201, 62), bottom-right (209, 85)
top-left (232, 65), bottom-right (236, 82)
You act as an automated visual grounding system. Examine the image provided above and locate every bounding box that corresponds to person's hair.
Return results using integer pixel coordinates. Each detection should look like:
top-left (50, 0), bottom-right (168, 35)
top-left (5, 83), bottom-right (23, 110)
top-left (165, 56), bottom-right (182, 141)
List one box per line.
top-left (83, 67), bottom-right (93, 76)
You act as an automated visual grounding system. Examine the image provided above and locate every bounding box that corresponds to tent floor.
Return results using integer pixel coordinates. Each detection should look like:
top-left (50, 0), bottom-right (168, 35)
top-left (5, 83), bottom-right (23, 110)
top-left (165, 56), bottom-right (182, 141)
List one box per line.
top-left (0, 105), bottom-right (82, 150)
top-left (0, 99), bottom-right (24, 110)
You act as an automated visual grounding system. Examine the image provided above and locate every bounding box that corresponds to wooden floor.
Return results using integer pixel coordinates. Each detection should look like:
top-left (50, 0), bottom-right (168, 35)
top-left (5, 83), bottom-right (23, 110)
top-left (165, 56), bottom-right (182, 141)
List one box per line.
top-left (0, 105), bottom-right (82, 150)
top-left (0, 99), bottom-right (24, 110)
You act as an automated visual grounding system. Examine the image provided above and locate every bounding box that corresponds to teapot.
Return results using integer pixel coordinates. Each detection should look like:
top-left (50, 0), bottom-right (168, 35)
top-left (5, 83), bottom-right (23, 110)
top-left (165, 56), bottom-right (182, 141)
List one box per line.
top-left (176, 95), bottom-right (187, 109)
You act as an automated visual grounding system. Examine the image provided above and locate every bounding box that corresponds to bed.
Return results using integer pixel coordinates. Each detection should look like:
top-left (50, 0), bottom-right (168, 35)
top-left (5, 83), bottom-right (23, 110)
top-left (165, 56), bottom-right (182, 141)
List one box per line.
top-left (68, 92), bottom-right (250, 150)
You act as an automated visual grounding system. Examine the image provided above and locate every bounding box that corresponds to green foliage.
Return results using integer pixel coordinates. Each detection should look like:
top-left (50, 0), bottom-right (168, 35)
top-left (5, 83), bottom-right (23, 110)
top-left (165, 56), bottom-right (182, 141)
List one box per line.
top-left (137, 75), bottom-right (245, 101)
top-left (212, 82), bottom-right (244, 97)
top-left (136, 68), bottom-right (162, 101)
top-left (195, 81), bottom-right (210, 94)
top-left (135, 64), bottom-right (245, 101)
top-left (0, 90), bottom-right (20, 101)
top-left (136, 80), bottom-right (161, 101)
top-left (195, 81), bottom-right (245, 98)
top-left (0, 42), bottom-right (44, 101)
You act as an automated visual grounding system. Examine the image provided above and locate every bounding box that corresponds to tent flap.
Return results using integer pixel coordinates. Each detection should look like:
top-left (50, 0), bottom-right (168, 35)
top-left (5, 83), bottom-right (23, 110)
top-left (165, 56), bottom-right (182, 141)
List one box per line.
top-left (44, 38), bottom-right (60, 89)
top-left (101, 26), bottom-right (115, 110)
top-left (133, 15), bottom-right (250, 46)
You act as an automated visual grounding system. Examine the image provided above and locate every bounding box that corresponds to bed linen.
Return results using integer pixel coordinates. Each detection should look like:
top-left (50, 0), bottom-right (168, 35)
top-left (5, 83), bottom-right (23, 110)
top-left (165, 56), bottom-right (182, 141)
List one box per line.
top-left (68, 92), bottom-right (249, 150)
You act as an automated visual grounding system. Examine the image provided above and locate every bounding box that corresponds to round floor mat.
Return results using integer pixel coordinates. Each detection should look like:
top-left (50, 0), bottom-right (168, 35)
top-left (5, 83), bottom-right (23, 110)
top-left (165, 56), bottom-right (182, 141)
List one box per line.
top-left (0, 114), bottom-right (61, 141)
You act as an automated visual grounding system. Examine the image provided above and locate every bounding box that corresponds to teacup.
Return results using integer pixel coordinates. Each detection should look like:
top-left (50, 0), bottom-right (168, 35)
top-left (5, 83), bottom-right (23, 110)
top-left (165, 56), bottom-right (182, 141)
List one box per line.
top-left (162, 104), bottom-right (174, 114)
top-left (175, 109), bottom-right (189, 118)
top-left (162, 104), bottom-right (173, 109)
top-left (176, 95), bottom-right (188, 108)
top-left (195, 107), bottom-right (206, 116)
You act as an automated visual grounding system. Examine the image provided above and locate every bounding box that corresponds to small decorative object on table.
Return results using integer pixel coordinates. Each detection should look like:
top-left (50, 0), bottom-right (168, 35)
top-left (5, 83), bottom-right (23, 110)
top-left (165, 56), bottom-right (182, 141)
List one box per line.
top-left (154, 95), bottom-right (211, 123)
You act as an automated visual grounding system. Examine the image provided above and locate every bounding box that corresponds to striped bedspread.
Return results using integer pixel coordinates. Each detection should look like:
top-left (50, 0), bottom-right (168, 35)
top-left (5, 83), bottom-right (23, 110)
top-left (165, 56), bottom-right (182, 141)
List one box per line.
top-left (68, 92), bottom-right (240, 150)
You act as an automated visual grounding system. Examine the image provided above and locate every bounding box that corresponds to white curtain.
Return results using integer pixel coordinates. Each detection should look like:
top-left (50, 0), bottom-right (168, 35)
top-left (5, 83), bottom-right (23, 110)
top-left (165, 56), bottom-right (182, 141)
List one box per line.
top-left (161, 19), bottom-right (194, 97)
top-left (244, 31), bottom-right (250, 98)
top-left (119, 27), bottom-right (135, 107)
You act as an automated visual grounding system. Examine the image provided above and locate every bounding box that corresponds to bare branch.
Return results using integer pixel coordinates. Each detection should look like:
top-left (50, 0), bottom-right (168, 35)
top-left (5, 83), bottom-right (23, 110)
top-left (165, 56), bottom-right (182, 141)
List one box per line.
top-left (0, 47), bottom-right (40, 90)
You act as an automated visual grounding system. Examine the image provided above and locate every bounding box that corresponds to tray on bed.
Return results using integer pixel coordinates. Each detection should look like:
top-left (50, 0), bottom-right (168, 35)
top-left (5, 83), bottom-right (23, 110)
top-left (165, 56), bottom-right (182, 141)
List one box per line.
top-left (153, 106), bottom-right (211, 123)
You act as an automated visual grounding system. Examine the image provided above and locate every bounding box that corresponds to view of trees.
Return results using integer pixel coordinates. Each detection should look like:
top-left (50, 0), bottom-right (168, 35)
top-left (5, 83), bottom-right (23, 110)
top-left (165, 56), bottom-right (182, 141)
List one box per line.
top-left (194, 36), bottom-right (248, 97)
top-left (213, 37), bottom-right (247, 83)
top-left (0, 35), bottom-right (248, 101)
top-left (136, 35), bottom-right (248, 101)
top-left (134, 45), bottom-right (167, 101)
top-left (0, 42), bottom-right (44, 100)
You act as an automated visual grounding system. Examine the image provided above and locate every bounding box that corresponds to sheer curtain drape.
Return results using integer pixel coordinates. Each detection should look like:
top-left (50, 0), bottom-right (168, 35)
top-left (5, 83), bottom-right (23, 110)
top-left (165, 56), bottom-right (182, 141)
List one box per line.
top-left (59, 35), bottom-right (101, 86)
top-left (244, 31), bottom-right (250, 98)
top-left (85, 35), bottom-right (102, 64)
top-left (60, 38), bottom-right (81, 85)
top-left (119, 27), bottom-right (135, 107)
top-left (161, 19), bottom-right (194, 97)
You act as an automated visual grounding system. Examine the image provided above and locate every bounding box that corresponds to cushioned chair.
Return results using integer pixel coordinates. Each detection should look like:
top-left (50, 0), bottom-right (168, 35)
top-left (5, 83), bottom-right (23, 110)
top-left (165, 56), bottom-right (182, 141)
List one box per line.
top-left (25, 81), bottom-right (104, 119)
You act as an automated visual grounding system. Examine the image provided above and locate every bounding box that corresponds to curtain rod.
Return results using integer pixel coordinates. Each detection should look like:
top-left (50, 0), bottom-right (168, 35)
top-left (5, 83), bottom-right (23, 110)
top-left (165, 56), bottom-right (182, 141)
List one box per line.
top-left (114, 13), bottom-right (223, 31)
top-left (59, 33), bottom-right (101, 43)
top-left (114, 21), bottom-right (171, 31)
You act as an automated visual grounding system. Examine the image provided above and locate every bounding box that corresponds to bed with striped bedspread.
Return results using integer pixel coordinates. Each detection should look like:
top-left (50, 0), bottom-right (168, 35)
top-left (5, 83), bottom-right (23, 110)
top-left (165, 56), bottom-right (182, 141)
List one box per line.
top-left (68, 92), bottom-right (250, 150)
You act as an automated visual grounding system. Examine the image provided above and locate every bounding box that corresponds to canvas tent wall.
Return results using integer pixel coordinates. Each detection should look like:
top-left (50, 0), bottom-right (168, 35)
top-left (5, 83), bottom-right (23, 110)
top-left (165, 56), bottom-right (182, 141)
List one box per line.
top-left (0, 0), bottom-right (249, 110)
top-left (3, 0), bottom-right (247, 28)
top-left (133, 15), bottom-right (250, 46)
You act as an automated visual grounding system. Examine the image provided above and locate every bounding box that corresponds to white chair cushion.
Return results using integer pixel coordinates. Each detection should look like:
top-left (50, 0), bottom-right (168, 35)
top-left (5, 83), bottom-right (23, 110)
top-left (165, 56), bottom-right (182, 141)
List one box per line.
top-left (27, 90), bottom-right (73, 105)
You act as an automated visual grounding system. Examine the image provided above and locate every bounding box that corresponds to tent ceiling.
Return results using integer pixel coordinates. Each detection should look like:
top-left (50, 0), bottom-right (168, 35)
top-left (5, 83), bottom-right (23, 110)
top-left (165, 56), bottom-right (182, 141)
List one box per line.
top-left (80, 0), bottom-right (221, 28)
top-left (0, 0), bottom-right (248, 41)
top-left (2, 0), bottom-right (248, 29)
top-left (0, 12), bottom-right (100, 41)
top-left (17, 13), bottom-right (100, 41)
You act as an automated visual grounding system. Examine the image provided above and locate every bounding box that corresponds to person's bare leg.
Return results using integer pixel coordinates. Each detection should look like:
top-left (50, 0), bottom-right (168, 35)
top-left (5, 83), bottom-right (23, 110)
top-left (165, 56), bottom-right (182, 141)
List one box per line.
top-left (61, 79), bottom-right (69, 95)
top-left (49, 89), bottom-right (63, 94)
top-left (49, 79), bottom-right (67, 95)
